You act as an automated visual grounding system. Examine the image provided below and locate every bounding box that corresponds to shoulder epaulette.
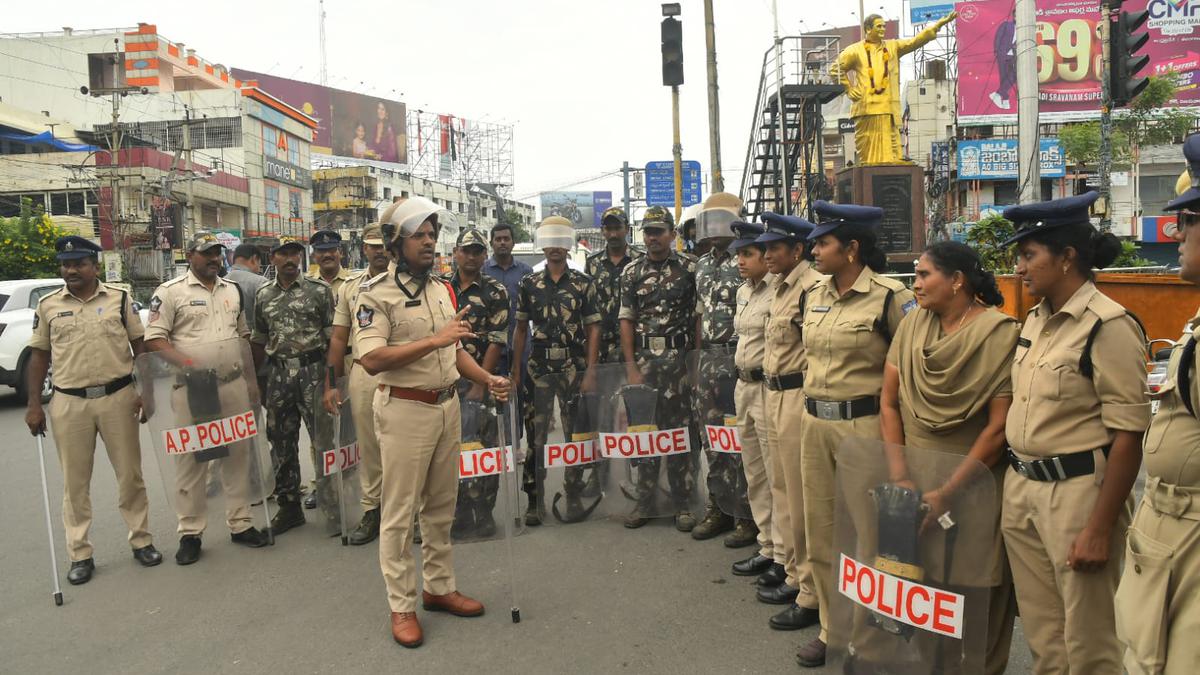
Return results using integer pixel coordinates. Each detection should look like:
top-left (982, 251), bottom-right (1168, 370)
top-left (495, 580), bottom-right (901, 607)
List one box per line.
top-left (872, 275), bottom-right (909, 292)
top-left (360, 270), bottom-right (389, 290)
top-left (161, 275), bottom-right (187, 288)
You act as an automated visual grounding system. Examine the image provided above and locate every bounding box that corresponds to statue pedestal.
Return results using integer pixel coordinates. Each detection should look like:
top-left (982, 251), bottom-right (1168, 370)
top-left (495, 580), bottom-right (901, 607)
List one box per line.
top-left (835, 164), bottom-right (925, 264)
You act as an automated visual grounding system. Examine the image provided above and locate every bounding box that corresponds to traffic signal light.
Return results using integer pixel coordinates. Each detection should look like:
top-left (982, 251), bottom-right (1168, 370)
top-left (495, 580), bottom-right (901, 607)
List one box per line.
top-left (1110, 5), bottom-right (1150, 107)
top-left (661, 16), bottom-right (683, 87)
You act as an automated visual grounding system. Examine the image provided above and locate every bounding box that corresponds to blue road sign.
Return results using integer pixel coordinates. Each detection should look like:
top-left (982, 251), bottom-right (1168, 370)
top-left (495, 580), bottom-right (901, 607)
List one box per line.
top-left (645, 160), bottom-right (702, 207)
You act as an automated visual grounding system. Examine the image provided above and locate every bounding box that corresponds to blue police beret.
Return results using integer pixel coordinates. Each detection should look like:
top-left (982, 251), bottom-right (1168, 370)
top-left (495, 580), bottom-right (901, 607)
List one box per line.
top-left (755, 212), bottom-right (815, 244)
top-left (808, 200), bottom-right (883, 240)
top-left (729, 221), bottom-right (765, 251)
top-left (310, 229), bottom-right (342, 250)
top-left (55, 235), bottom-right (101, 261)
top-left (1166, 134), bottom-right (1200, 212)
top-left (1000, 191), bottom-right (1099, 246)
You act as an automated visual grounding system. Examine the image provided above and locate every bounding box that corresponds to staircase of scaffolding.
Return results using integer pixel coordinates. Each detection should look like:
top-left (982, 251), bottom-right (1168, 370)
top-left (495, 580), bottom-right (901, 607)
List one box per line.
top-left (739, 34), bottom-right (844, 222)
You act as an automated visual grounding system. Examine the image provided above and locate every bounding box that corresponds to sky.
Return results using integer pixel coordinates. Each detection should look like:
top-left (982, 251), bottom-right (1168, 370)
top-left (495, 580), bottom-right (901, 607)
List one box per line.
top-left (6, 0), bottom-right (911, 210)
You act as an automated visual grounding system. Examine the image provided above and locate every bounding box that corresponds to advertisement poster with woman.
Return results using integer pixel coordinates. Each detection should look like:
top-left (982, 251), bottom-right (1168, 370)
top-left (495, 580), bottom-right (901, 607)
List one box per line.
top-left (331, 92), bottom-right (407, 165)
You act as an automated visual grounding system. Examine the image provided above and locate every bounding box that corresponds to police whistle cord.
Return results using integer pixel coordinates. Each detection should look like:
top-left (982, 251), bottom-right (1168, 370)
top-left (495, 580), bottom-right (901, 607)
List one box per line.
top-left (496, 397), bottom-right (521, 624)
top-left (34, 434), bottom-right (64, 607)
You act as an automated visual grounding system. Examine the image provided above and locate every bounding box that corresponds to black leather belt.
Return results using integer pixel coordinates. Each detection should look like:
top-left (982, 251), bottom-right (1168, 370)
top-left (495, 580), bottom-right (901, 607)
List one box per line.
top-left (1007, 446), bottom-right (1110, 482)
top-left (804, 396), bottom-right (880, 420)
top-left (737, 367), bottom-right (764, 383)
top-left (54, 374), bottom-right (133, 399)
top-left (765, 372), bottom-right (804, 391)
top-left (269, 349), bottom-right (325, 368)
top-left (636, 334), bottom-right (689, 350)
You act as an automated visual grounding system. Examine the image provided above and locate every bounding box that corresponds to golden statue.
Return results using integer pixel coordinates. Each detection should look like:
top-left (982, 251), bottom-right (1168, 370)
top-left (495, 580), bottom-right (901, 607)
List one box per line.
top-left (836, 12), bottom-right (957, 165)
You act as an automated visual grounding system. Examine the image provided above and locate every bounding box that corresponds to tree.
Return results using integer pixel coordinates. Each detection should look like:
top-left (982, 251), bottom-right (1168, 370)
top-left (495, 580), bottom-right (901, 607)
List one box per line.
top-left (1115, 76), bottom-right (1197, 224)
top-left (498, 208), bottom-right (531, 243)
top-left (0, 197), bottom-right (71, 280)
top-left (965, 213), bottom-right (1017, 274)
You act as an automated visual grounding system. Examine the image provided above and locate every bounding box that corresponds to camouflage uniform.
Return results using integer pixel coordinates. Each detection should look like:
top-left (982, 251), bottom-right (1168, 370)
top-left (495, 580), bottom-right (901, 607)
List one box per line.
top-left (448, 271), bottom-right (510, 527)
top-left (619, 246), bottom-right (698, 510)
top-left (694, 247), bottom-right (751, 516)
top-left (252, 276), bottom-right (334, 509)
top-left (585, 244), bottom-right (644, 364)
top-left (516, 267), bottom-right (600, 501)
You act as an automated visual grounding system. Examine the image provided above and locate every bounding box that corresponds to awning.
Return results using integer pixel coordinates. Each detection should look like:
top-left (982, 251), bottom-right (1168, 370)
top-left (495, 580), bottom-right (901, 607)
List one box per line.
top-left (0, 130), bottom-right (98, 152)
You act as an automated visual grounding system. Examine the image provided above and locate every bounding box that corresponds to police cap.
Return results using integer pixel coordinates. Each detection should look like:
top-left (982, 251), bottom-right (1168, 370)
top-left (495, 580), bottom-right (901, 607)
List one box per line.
top-left (310, 229), bottom-right (342, 250)
top-left (808, 201), bottom-right (883, 240)
top-left (55, 235), bottom-right (101, 261)
top-left (1000, 191), bottom-right (1100, 247)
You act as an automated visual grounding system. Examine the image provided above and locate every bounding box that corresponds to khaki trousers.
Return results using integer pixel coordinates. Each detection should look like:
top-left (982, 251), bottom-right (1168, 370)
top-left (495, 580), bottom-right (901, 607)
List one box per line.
top-left (349, 363), bottom-right (383, 510)
top-left (735, 380), bottom-right (776, 560)
top-left (48, 384), bottom-right (152, 561)
top-left (766, 387), bottom-right (818, 609)
top-left (374, 388), bottom-right (460, 612)
top-left (170, 380), bottom-right (255, 536)
top-left (1002, 468), bottom-right (1129, 675)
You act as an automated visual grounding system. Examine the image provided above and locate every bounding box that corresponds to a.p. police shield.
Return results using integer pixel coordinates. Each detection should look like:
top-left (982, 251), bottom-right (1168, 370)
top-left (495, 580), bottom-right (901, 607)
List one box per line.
top-left (688, 348), bottom-right (751, 519)
top-left (312, 377), bottom-right (364, 544)
top-left (135, 338), bottom-right (275, 539)
top-left (827, 437), bottom-right (998, 674)
top-left (596, 360), bottom-right (699, 520)
top-left (453, 397), bottom-right (524, 543)
top-left (533, 371), bottom-right (605, 525)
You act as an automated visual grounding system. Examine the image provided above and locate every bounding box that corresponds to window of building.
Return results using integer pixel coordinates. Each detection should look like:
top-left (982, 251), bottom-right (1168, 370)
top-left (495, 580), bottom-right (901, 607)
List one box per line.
top-left (383, 186), bottom-right (392, 200)
top-left (68, 192), bottom-right (85, 215)
top-left (289, 189), bottom-right (302, 220)
top-left (992, 179), bottom-right (1053, 207)
top-left (287, 135), bottom-right (300, 166)
top-left (1141, 174), bottom-right (1179, 217)
top-left (266, 184), bottom-right (280, 216)
top-left (263, 125), bottom-right (278, 159)
top-left (50, 192), bottom-right (68, 215)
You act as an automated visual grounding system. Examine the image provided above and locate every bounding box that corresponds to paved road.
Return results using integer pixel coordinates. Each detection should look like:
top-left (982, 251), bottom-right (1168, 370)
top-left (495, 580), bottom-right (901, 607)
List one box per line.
top-left (0, 390), bottom-right (1033, 673)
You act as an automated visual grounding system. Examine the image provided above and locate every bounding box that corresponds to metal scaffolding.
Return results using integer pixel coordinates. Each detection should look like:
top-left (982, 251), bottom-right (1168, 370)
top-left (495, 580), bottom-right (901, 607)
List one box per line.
top-left (406, 110), bottom-right (514, 198)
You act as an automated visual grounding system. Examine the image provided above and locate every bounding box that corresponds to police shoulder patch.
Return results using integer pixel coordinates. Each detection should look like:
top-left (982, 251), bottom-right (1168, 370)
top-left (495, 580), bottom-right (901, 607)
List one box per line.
top-left (356, 304), bottom-right (375, 328)
top-left (901, 299), bottom-right (918, 315)
top-left (148, 295), bottom-right (162, 312)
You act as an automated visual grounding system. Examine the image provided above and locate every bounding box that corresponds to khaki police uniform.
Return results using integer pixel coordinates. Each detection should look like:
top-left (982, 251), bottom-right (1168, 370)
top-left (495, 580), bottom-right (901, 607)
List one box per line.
top-left (356, 265), bottom-right (462, 613)
top-left (308, 266), bottom-right (353, 298)
top-left (1117, 307), bottom-right (1200, 674)
top-left (800, 267), bottom-right (913, 641)
top-left (31, 283), bottom-right (151, 561)
top-left (734, 273), bottom-right (780, 563)
top-left (1003, 281), bottom-right (1150, 674)
top-left (762, 261), bottom-right (825, 609)
top-left (333, 268), bottom-right (384, 511)
top-left (145, 270), bottom-right (255, 536)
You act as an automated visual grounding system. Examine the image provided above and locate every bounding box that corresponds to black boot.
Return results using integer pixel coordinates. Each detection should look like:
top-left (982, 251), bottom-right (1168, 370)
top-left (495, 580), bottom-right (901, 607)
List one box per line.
top-left (270, 500), bottom-right (306, 535)
top-left (348, 508), bottom-right (380, 546)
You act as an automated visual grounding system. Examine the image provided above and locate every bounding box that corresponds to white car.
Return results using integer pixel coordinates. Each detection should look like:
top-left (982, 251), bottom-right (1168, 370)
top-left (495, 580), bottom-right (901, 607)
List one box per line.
top-left (0, 278), bottom-right (66, 402)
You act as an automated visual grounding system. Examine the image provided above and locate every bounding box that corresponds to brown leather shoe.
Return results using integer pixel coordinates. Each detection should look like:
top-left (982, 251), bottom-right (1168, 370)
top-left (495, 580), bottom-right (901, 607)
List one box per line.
top-left (796, 637), bottom-right (827, 668)
top-left (422, 590), bottom-right (485, 617)
top-left (390, 611), bottom-right (423, 648)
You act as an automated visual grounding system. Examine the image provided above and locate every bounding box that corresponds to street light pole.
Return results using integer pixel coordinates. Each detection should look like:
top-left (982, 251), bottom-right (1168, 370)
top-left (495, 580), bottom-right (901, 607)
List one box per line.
top-left (703, 0), bottom-right (723, 193)
top-left (672, 85), bottom-right (683, 224)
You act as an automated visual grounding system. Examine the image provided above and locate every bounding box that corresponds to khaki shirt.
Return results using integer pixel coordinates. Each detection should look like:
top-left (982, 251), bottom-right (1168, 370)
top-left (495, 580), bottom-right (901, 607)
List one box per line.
top-left (145, 270), bottom-right (250, 346)
top-left (763, 262), bottom-right (826, 377)
top-left (1007, 282), bottom-right (1150, 457)
top-left (356, 264), bottom-right (459, 390)
top-left (307, 267), bottom-right (353, 298)
top-left (1144, 307), bottom-right (1200, 486)
top-left (332, 268), bottom-right (372, 354)
top-left (802, 267), bottom-right (914, 400)
top-left (29, 282), bottom-right (143, 389)
top-left (733, 273), bottom-right (775, 372)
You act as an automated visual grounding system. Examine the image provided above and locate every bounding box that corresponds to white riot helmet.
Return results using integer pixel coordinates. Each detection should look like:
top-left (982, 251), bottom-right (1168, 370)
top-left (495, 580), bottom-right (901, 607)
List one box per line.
top-left (694, 192), bottom-right (744, 244)
top-left (535, 215), bottom-right (576, 251)
top-left (379, 196), bottom-right (456, 246)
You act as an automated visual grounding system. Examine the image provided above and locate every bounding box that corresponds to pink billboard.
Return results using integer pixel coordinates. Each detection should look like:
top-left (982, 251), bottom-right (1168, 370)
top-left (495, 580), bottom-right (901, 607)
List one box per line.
top-left (955, 0), bottom-right (1200, 124)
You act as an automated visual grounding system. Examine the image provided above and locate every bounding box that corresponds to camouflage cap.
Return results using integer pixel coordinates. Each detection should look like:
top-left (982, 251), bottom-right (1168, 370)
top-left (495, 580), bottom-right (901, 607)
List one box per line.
top-left (187, 230), bottom-right (224, 252)
top-left (641, 206), bottom-right (675, 229)
top-left (362, 222), bottom-right (384, 246)
top-left (456, 228), bottom-right (488, 250)
top-left (271, 235), bottom-right (305, 254)
top-left (601, 206), bottom-right (628, 225)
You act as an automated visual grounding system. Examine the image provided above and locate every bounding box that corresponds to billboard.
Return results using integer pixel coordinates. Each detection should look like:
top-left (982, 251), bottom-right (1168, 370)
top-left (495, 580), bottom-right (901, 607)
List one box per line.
top-left (539, 192), bottom-right (614, 228)
top-left (231, 69), bottom-right (407, 165)
top-left (955, 0), bottom-right (1200, 125)
top-left (956, 138), bottom-right (1066, 180)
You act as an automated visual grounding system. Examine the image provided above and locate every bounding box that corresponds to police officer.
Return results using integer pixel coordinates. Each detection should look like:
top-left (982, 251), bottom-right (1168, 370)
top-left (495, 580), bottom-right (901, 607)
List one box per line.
top-left (448, 228), bottom-right (511, 536)
top-left (691, 193), bottom-right (757, 546)
top-left (1117, 137), bottom-right (1200, 674)
top-left (619, 206), bottom-right (699, 530)
top-left (586, 207), bottom-right (643, 365)
top-left (251, 237), bottom-right (334, 535)
top-left (324, 222), bottom-right (392, 544)
top-left (513, 216), bottom-right (601, 525)
top-left (308, 229), bottom-right (353, 294)
top-left (356, 197), bottom-right (510, 648)
top-left (144, 231), bottom-right (271, 565)
top-left (1000, 192), bottom-right (1149, 674)
top-left (796, 203), bottom-right (915, 667)
top-left (24, 236), bottom-right (160, 584)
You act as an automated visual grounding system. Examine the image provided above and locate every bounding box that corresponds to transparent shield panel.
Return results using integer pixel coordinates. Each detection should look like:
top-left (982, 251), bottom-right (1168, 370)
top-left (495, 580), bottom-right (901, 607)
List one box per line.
top-left (688, 348), bottom-right (751, 519)
top-left (313, 377), bottom-right (363, 544)
top-left (454, 396), bottom-right (524, 544)
top-left (534, 371), bottom-right (605, 525)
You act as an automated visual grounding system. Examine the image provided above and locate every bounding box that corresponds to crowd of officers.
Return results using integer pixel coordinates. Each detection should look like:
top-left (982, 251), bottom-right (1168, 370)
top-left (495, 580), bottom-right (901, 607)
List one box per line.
top-left (21, 134), bottom-right (1200, 671)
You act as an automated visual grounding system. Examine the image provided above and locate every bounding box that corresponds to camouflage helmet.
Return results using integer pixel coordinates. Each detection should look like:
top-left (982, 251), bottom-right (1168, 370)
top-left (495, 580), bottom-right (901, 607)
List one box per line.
top-left (695, 192), bottom-right (744, 243)
top-left (641, 206), bottom-right (675, 230)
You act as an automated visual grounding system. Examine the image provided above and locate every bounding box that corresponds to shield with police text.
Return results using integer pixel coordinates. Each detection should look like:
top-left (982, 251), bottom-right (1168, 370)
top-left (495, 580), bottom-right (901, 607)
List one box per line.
top-left (312, 377), bottom-right (364, 543)
top-left (596, 360), bottom-right (698, 520)
top-left (688, 348), bottom-right (751, 519)
top-left (533, 371), bottom-right (606, 525)
top-left (827, 437), bottom-right (998, 674)
top-left (135, 338), bottom-right (275, 538)
top-left (453, 397), bottom-right (524, 543)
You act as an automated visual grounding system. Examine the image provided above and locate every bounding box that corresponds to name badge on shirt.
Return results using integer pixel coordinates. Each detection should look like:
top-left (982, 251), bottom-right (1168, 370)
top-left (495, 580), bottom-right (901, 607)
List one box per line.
top-left (1017, 337), bottom-right (1032, 348)
top-left (57, 311), bottom-right (74, 318)
top-left (811, 306), bottom-right (831, 313)
top-left (189, 300), bottom-right (207, 306)
top-left (405, 300), bottom-right (422, 308)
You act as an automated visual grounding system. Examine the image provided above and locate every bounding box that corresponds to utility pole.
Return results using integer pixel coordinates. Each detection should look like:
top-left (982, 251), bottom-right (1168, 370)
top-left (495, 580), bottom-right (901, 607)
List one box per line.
top-left (622, 161), bottom-right (631, 219)
top-left (1099, 0), bottom-right (1113, 229)
top-left (182, 106), bottom-right (195, 241)
top-left (703, 0), bottom-right (724, 193)
top-left (771, 0), bottom-right (790, 214)
top-left (318, 0), bottom-right (328, 86)
top-left (672, 86), bottom-right (683, 223)
top-left (1015, 0), bottom-right (1040, 203)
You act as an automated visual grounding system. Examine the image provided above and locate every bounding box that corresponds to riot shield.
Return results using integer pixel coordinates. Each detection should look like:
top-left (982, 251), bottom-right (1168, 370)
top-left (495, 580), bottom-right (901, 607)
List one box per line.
top-left (135, 338), bottom-right (275, 539)
top-left (533, 370), bottom-right (605, 525)
top-left (454, 396), bottom-right (524, 543)
top-left (827, 438), bottom-right (998, 674)
top-left (596, 359), bottom-right (700, 520)
top-left (313, 377), bottom-right (364, 544)
top-left (688, 348), bottom-right (751, 519)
